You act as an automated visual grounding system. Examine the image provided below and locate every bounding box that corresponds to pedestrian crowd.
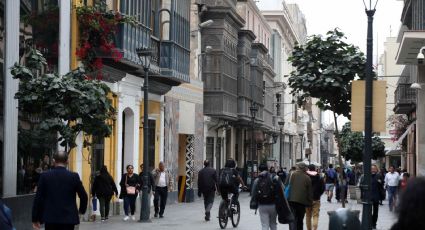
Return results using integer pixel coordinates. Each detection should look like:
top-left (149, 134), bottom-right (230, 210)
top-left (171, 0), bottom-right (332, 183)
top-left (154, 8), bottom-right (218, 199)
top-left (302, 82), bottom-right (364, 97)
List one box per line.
top-left (0, 150), bottom-right (421, 230)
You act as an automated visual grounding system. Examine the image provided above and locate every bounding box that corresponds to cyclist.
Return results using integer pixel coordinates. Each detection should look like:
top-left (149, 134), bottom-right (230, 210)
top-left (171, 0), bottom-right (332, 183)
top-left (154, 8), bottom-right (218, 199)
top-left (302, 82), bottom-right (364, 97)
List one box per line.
top-left (219, 159), bottom-right (247, 206)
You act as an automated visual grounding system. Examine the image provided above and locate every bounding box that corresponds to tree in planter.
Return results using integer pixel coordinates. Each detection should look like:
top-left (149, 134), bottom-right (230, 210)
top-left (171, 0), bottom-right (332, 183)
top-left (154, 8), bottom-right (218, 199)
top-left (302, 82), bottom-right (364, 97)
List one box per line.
top-left (11, 48), bottom-right (115, 153)
top-left (287, 29), bottom-right (366, 207)
top-left (340, 123), bottom-right (385, 163)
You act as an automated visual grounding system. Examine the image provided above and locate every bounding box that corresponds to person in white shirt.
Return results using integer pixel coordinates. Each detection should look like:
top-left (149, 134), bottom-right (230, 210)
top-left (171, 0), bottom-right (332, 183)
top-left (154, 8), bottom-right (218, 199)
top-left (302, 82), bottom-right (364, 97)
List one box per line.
top-left (152, 162), bottom-right (173, 218)
top-left (384, 166), bottom-right (400, 212)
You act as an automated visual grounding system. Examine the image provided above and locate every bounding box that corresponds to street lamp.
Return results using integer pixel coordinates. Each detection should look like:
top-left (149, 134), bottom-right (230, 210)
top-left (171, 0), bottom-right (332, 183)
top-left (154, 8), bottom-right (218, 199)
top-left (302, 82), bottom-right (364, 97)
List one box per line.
top-left (278, 121), bottom-right (285, 167)
top-left (362, 0), bottom-right (378, 229)
top-left (136, 47), bottom-right (153, 222)
top-left (248, 103), bottom-right (258, 186)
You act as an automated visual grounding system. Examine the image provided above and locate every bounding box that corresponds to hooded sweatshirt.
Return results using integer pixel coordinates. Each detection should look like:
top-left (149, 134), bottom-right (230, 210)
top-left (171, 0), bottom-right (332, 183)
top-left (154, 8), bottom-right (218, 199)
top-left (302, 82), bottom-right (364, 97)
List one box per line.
top-left (307, 171), bottom-right (325, 201)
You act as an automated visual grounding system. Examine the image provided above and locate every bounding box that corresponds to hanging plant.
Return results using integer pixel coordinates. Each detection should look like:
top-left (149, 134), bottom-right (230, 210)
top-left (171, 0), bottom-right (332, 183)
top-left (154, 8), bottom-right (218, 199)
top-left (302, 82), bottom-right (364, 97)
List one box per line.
top-left (76, 2), bottom-right (135, 79)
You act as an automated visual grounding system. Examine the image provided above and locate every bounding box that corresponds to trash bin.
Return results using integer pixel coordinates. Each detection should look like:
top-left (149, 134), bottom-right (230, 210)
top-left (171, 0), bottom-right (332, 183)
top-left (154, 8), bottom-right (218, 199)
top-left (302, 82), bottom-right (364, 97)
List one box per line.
top-left (328, 208), bottom-right (361, 230)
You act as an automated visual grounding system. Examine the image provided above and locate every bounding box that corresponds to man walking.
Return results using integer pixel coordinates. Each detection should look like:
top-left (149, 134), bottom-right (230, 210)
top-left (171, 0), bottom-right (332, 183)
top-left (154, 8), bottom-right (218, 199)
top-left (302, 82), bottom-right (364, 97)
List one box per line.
top-left (360, 164), bottom-right (384, 229)
top-left (305, 164), bottom-right (325, 230)
top-left (324, 164), bottom-right (337, 202)
top-left (197, 160), bottom-right (217, 221)
top-left (152, 162), bottom-right (173, 218)
top-left (32, 151), bottom-right (88, 230)
top-left (385, 166), bottom-right (400, 212)
top-left (250, 163), bottom-right (284, 230)
top-left (286, 162), bottom-right (313, 230)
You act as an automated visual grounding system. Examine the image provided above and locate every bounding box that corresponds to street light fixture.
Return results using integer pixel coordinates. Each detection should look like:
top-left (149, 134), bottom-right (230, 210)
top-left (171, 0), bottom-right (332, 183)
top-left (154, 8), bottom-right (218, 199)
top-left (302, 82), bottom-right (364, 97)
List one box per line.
top-left (136, 46), bottom-right (153, 222)
top-left (278, 121), bottom-right (285, 167)
top-left (362, 0), bottom-right (378, 229)
top-left (248, 103), bottom-right (258, 186)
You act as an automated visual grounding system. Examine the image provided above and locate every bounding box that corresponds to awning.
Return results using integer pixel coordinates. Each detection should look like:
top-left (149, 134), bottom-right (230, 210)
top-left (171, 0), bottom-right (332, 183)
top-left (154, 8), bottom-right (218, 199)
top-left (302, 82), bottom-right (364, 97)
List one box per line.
top-left (386, 149), bottom-right (402, 156)
top-left (389, 120), bottom-right (416, 151)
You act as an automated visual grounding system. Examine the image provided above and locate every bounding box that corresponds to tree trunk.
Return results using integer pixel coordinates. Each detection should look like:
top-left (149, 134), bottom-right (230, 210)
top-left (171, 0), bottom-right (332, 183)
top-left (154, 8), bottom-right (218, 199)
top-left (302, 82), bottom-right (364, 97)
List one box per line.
top-left (333, 112), bottom-right (346, 208)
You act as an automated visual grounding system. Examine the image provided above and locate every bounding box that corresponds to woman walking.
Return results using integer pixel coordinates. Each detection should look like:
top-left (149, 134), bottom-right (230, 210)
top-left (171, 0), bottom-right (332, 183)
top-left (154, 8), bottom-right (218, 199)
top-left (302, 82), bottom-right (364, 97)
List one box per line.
top-left (92, 165), bottom-right (118, 222)
top-left (119, 165), bottom-right (139, 221)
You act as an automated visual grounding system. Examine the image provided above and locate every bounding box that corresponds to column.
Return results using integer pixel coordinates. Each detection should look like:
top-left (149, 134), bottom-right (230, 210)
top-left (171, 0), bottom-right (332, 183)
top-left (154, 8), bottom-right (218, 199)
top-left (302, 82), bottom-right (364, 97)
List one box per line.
top-left (416, 66), bottom-right (425, 176)
top-left (2, 0), bottom-right (20, 197)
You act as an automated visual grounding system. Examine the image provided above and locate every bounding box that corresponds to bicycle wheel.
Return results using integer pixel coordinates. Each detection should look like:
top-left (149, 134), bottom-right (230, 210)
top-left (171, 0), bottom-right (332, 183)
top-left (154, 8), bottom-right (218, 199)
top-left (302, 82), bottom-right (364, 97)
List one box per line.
top-left (218, 200), bottom-right (228, 229)
top-left (230, 200), bottom-right (240, 227)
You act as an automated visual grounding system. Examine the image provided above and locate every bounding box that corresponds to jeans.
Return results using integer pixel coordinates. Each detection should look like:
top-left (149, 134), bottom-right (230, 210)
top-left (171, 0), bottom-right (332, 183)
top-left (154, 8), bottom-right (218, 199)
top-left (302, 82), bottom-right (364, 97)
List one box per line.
top-left (45, 224), bottom-right (75, 230)
top-left (98, 195), bottom-right (112, 219)
top-left (259, 204), bottom-right (277, 230)
top-left (372, 201), bottom-right (379, 228)
top-left (123, 195), bottom-right (137, 216)
top-left (202, 191), bottom-right (215, 213)
top-left (154, 186), bottom-right (168, 215)
top-left (305, 200), bottom-right (321, 230)
top-left (289, 201), bottom-right (306, 230)
top-left (387, 186), bottom-right (398, 210)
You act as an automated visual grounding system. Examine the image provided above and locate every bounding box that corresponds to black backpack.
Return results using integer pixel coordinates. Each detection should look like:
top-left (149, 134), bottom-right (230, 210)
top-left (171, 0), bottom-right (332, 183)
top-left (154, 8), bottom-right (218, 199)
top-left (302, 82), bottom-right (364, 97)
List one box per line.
top-left (256, 174), bottom-right (275, 204)
top-left (219, 168), bottom-right (235, 188)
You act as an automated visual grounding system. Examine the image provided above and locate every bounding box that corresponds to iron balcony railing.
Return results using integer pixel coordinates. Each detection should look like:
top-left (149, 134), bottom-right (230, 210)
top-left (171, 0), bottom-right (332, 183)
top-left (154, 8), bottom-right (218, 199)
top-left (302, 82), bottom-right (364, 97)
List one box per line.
top-left (394, 83), bottom-right (416, 114)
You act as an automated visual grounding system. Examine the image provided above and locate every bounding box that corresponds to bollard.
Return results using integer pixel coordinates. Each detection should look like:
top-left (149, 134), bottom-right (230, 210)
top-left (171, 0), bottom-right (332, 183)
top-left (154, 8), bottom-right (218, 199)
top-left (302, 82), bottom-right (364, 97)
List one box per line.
top-left (328, 208), bottom-right (361, 230)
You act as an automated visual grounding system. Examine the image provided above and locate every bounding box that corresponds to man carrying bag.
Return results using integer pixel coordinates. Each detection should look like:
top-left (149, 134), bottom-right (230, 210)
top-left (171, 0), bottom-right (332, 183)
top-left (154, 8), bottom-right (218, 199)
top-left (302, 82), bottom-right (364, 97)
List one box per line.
top-left (250, 164), bottom-right (294, 230)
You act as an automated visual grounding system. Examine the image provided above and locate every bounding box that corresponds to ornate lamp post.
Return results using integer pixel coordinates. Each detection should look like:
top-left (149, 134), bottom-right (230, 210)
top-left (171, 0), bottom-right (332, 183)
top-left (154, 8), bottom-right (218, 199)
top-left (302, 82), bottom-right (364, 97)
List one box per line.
top-left (362, 0), bottom-right (378, 229)
top-left (249, 103), bottom-right (258, 186)
top-left (278, 121), bottom-right (285, 167)
top-left (136, 47), bottom-right (153, 222)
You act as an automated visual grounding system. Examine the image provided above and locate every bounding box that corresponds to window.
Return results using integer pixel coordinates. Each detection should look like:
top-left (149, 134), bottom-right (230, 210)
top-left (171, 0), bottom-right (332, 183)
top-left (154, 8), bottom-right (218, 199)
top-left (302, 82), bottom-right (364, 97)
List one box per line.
top-left (247, 11), bottom-right (250, 28)
top-left (206, 137), bottom-right (214, 167)
top-left (276, 94), bottom-right (282, 116)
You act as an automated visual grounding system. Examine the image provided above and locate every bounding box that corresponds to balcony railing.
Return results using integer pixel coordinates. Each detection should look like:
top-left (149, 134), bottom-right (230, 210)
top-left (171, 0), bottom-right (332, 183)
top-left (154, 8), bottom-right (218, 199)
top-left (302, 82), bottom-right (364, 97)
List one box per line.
top-left (112, 23), bottom-right (189, 84)
top-left (394, 83), bottom-right (416, 114)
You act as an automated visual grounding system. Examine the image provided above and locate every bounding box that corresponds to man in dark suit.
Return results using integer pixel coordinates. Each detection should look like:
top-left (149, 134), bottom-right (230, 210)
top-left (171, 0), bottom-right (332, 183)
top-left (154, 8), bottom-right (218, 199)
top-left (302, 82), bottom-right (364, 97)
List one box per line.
top-left (32, 151), bottom-right (88, 230)
top-left (197, 160), bottom-right (217, 221)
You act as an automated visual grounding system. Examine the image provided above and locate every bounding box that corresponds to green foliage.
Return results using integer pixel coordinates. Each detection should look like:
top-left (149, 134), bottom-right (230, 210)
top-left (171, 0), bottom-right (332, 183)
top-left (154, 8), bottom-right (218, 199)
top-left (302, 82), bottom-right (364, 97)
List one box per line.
top-left (12, 48), bottom-right (116, 151)
top-left (287, 29), bottom-right (366, 118)
top-left (340, 123), bottom-right (386, 163)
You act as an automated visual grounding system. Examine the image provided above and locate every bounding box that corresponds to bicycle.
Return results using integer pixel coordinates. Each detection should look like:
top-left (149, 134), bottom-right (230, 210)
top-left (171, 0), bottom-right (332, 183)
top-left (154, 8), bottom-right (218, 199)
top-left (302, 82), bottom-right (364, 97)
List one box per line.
top-left (218, 193), bottom-right (240, 229)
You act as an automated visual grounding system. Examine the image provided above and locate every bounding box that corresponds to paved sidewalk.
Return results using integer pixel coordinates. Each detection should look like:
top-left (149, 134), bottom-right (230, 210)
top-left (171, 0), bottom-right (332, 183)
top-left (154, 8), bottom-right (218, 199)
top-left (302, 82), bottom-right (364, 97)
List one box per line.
top-left (78, 193), bottom-right (397, 230)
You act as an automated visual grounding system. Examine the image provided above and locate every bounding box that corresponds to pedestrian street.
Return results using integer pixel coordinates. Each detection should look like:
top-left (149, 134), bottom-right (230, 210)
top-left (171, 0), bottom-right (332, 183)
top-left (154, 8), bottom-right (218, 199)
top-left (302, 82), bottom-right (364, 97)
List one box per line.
top-left (78, 192), bottom-right (397, 230)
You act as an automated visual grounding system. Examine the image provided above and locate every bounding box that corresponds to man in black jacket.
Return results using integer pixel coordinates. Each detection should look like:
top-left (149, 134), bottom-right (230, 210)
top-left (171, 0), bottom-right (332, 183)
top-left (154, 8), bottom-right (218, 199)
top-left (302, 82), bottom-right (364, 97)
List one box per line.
top-left (32, 151), bottom-right (88, 230)
top-left (197, 160), bottom-right (217, 221)
top-left (305, 164), bottom-right (325, 230)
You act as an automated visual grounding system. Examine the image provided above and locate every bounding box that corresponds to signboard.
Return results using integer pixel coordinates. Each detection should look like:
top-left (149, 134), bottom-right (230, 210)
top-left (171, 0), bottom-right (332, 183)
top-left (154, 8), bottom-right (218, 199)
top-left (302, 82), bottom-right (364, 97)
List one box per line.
top-left (351, 80), bottom-right (387, 132)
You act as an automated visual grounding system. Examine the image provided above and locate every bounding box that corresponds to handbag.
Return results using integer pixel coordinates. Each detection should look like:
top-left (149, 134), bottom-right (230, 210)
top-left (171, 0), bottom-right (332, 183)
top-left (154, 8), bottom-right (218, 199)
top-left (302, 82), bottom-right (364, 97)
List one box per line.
top-left (284, 173), bottom-right (293, 199)
top-left (125, 175), bottom-right (136, 195)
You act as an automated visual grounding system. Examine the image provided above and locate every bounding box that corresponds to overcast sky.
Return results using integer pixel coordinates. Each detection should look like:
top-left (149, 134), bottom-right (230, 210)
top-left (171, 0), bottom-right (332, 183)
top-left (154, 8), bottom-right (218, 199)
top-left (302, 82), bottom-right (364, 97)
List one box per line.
top-left (257, 0), bottom-right (404, 127)
top-left (257, 0), bottom-right (404, 64)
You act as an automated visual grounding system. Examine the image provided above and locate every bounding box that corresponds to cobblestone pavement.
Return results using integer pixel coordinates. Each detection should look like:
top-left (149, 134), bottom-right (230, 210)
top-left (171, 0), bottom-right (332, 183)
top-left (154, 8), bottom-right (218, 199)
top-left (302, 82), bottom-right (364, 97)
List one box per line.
top-left (78, 192), bottom-right (397, 230)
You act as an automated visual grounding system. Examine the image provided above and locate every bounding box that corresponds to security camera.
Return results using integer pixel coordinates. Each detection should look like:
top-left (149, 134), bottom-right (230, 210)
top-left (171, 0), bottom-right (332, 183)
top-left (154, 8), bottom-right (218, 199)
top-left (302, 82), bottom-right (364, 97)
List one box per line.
top-left (417, 52), bottom-right (424, 64)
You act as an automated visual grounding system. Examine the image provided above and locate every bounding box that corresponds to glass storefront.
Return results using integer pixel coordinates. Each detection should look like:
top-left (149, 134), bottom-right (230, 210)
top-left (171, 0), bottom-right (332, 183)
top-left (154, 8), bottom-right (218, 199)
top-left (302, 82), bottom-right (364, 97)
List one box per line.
top-left (16, 0), bottom-right (59, 195)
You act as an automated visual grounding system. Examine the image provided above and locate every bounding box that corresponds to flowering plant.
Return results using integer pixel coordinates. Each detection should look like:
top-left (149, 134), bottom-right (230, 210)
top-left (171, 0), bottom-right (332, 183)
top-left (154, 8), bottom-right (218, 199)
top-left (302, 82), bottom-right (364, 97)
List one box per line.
top-left (76, 2), bottom-right (135, 79)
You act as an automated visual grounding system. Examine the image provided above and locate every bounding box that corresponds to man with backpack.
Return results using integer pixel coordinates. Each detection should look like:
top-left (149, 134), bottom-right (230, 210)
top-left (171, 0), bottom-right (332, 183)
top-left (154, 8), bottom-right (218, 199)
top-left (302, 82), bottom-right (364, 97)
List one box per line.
top-left (219, 159), bottom-right (247, 206)
top-left (250, 163), bottom-right (281, 230)
top-left (305, 164), bottom-right (325, 230)
top-left (325, 164), bottom-right (337, 202)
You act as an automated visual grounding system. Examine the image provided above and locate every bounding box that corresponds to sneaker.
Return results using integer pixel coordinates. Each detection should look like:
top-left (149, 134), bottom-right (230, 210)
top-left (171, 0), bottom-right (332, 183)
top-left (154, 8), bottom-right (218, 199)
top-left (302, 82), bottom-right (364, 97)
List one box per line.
top-left (205, 211), bottom-right (210, 221)
top-left (159, 215), bottom-right (164, 218)
top-left (123, 216), bottom-right (129, 221)
top-left (101, 219), bottom-right (105, 223)
top-left (131, 215), bottom-right (136, 221)
top-left (154, 213), bottom-right (158, 218)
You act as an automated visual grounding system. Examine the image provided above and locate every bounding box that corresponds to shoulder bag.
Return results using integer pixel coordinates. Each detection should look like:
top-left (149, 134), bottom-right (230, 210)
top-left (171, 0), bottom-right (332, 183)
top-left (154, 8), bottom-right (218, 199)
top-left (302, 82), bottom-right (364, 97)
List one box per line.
top-left (125, 175), bottom-right (136, 195)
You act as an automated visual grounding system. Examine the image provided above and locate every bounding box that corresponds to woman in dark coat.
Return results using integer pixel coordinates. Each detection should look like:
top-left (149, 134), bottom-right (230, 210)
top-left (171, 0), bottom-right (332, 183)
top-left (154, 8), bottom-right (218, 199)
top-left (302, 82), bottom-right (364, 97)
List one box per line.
top-left (92, 165), bottom-right (118, 221)
top-left (119, 165), bottom-right (139, 221)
